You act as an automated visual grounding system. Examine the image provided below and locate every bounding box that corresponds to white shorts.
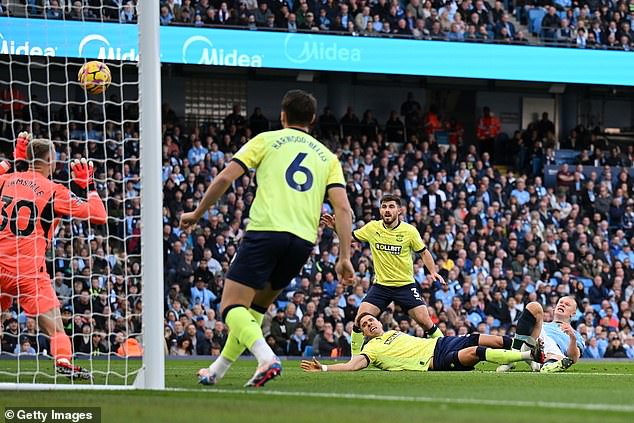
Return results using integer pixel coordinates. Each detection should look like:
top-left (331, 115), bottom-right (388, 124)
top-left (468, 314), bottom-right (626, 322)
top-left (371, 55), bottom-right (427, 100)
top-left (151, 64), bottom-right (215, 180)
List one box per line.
top-left (542, 333), bottom-right (565, 359)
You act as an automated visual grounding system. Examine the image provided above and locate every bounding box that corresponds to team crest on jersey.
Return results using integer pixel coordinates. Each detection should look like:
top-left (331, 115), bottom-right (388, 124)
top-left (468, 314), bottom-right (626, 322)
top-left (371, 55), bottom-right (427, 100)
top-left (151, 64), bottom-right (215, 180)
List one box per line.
top-left (396, 235), bottom-right (404, 242)
top-left (375, 243), bottom-right (402, 255)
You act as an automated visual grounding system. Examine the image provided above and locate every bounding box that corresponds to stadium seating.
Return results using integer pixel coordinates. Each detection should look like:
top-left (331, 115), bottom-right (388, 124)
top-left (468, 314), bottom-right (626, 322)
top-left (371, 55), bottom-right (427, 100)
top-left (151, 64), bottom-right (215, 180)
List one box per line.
top-left (2, 1), bottom-right (634, 50)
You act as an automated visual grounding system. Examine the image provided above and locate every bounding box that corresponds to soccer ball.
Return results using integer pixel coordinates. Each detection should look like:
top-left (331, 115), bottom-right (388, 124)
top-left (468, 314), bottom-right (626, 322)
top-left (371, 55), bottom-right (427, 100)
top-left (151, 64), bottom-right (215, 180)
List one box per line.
top-left (78, 61), bottom-right (111, 95)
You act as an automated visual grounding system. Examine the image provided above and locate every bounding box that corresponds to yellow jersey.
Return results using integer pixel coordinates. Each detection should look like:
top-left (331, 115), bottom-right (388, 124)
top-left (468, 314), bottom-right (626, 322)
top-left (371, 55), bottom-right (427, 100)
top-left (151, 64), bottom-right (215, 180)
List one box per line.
top-left (353, 220), bottom-right (426, 287)
top-left (361, 330), bottom-right (438, 371)
top-left (233, 128), bottom-right (345, 243)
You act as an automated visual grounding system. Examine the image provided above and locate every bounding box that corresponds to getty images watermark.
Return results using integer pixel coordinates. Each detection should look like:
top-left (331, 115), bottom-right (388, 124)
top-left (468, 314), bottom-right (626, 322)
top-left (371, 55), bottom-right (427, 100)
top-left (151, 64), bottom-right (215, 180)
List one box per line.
top-left (4, 408), bottom-right (100, 423)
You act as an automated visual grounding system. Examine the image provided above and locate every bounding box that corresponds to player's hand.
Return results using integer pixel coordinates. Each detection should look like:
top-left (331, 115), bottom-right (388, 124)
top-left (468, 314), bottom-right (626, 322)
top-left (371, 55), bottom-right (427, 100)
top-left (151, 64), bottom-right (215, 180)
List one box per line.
top-left (180, 211), bottom-right (200, 231)
top-left (70, 158), bottom-right (95, 190)
top-left (559, 322), bottom-right (575, 337)
top-left (320, 213), bottom-right (335, 230)
top-left (300, 357), bottom-right (322, 372)
top-left (335, 258), bottom-right (355, 286)
top-left (430, 272), bottom-right (446, 286)
top-left (14, 131), bottom-right (31, 161)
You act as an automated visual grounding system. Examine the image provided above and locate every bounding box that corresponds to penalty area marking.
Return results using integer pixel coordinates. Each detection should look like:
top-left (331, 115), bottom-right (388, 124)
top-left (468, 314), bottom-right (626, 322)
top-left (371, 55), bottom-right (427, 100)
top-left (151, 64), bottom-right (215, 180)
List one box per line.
top-left (167, 387), bottom-right (634, 413)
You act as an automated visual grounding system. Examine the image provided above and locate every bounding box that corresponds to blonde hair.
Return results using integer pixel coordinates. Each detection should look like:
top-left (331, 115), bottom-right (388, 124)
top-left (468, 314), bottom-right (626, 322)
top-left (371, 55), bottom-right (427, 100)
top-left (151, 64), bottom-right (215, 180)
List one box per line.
top-left (26, 138), bottom-right (54, 165)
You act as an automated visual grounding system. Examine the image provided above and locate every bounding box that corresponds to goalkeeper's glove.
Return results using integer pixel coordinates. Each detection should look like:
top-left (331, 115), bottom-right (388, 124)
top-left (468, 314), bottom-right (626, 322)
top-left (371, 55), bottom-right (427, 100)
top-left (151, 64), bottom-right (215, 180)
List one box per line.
top-left (71, 158), bottom-right (96, 191)
top-left (14, 131), bottom-right (31, 162)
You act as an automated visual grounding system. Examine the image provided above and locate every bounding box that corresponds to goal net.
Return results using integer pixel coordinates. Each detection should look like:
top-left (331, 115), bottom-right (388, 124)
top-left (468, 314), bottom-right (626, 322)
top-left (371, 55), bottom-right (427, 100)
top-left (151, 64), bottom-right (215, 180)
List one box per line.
top-left (0, 2), bottom-right (158, 388)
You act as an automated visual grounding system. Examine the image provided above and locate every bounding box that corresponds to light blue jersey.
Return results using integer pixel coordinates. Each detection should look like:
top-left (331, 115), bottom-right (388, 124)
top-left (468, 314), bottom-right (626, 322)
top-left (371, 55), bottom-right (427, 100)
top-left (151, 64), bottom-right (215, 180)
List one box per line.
top-left (542, 322), bottom-right (585, 357)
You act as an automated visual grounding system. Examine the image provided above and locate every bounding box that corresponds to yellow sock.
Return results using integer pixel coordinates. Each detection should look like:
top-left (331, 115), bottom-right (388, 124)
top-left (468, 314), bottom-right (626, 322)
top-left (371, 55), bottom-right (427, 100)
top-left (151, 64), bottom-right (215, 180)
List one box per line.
top-left (225, 306), bottom-right (265, 352)
top-left (485, 349), bottom-right (524, 365)
top-left (221, 308), bottom-right (265, 362)
top-left (351, 330), bottom-right (365, 356)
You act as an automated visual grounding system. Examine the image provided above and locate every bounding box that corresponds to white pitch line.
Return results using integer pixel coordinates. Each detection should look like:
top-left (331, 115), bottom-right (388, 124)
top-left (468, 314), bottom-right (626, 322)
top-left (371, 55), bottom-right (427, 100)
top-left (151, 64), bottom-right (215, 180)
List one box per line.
top-left (166, 387), bottom-right (634, 413)
top-left (164, 368), bottom-right (634, 377)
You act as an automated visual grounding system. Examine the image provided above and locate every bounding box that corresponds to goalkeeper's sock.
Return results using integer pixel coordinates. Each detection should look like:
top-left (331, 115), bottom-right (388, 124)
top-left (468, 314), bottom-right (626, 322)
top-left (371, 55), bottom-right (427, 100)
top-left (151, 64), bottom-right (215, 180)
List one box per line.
top-left (426, 324), bottom-right (444, 339)
top-left (50, 332), bottom-right (72, 362)
top-left (212, 307), bottom-right (266, 380)
top-left (224, 305), bottom-right (275, 366)
top-left (351, 326), bottom-right (365, 356)
top-left (477, 347), bottom-right (531, 365)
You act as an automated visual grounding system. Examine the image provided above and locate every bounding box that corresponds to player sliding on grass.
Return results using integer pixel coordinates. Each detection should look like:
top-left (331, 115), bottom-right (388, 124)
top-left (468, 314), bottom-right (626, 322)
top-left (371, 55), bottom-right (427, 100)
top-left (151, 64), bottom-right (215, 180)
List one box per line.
top-left (301, 312), bottom-right (544, 373)
top-left (0, 135), bottom-right (106, 380)
top-left (322, 195), bottom-right (445, 356)
top-left (180, 90), bottom-right (355, 387)
top-left (497, 297), bottom-right (584, 373)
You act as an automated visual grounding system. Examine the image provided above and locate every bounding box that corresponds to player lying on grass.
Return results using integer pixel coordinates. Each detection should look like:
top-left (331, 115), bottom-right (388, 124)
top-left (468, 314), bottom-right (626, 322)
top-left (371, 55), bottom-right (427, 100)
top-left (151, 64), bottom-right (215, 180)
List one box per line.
top-left (321, 194), bottom-right (445, 357)
top-left (497, 297), bottom-right (584, 373)
top-left (301, 312), bottom-right (544, 373)
top-left (0, 134), bottom-right (106, 380)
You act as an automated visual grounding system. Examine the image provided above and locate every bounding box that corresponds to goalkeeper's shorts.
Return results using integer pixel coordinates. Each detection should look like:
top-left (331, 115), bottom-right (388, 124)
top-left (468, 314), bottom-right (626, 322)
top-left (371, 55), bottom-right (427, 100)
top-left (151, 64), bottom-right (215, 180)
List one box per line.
top-left (0, 267), bottom-right (60, 316)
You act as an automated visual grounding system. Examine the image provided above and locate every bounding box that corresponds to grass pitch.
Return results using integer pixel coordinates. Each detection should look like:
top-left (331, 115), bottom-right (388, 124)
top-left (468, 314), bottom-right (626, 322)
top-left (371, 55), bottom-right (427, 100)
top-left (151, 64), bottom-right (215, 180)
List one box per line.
top-left (1, 359), bottom-right (633, 423)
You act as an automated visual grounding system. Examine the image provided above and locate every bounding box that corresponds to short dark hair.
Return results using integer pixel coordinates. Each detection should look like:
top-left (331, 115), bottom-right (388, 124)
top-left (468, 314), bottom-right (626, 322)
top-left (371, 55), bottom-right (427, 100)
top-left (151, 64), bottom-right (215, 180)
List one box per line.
top-left (355, 312), bottom-right (376, 328)
top-left (380, 194), bottom-right (401, 206)
top-left (281, 89), bottom-right (317, 126)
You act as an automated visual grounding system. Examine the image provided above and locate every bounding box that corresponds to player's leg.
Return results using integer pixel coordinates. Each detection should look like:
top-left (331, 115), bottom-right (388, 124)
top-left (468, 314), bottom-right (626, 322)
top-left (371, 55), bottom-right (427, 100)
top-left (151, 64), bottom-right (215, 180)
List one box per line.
top-left (404, 284), bottom-right (442, 338)
top-left (24, 273), bottom-right (92, 379)
top-left (497, 301), bottom-right (544, 372)
top-left (228, 232), bottom-right (313, 387)
top-left (460, 346), bottom-right (534, 367)
top-left (474, 333), bottom-right (513, 349)
top-left (540, 336), bottom-right (573, 373)
top-left (513, 301), bottom-right (543, 349)
top-left (201, 287), bottom-right (279, 385)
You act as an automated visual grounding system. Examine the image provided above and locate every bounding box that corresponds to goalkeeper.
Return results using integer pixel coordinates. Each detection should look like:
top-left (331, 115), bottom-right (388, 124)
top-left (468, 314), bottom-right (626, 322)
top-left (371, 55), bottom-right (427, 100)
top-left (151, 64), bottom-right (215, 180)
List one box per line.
top-left (0, 134), bottom-right (107, 380)
top-left (301, 313), bottom-right (544, 373)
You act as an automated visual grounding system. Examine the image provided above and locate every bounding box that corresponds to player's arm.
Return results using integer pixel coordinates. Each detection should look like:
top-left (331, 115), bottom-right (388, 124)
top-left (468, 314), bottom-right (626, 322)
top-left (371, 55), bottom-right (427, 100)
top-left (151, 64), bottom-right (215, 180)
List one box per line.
top-left (320, 211), bottom-right (360, 243)
top-left (328, 186), bottom-right (355, 284)
top-left (180, 161), bottom-right (245, 230)
top-left (413, 229), bottom-right (445, 285)
top-left (53, 159), bottom-right (107, 224)
top-left (0, 131), bottom-right (31, 175)
top-left (560, 322), bottom-right (581, 363)
top-left (300, 356), bottom-right (368, 373)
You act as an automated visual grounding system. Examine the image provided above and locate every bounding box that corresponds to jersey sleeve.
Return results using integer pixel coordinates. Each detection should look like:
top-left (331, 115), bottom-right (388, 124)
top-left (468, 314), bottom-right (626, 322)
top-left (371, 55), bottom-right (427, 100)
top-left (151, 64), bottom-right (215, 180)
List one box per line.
top-left (233, 134), bottom-right (266, 172)
top-left (410, 225), bottom-right (426, 253)
top-left (353, 221), bottom-right (375, 243)
top-left (52, 184), bottom-right (107, 224)
top-left (360, 340), bottom-right (378, 366)
top-left (326, 156), bottom-right (345, 189)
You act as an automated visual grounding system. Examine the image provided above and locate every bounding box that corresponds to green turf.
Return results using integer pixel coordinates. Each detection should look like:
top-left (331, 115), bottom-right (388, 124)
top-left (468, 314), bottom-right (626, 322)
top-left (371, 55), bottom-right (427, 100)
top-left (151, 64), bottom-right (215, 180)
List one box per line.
top-left (1, 359), bottom-right (633, 423)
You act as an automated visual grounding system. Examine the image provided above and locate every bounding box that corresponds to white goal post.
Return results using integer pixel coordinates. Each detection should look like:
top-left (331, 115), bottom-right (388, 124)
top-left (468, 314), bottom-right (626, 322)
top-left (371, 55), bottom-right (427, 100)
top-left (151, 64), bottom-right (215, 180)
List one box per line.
top-left (0, 1), bottom-right (164, 390)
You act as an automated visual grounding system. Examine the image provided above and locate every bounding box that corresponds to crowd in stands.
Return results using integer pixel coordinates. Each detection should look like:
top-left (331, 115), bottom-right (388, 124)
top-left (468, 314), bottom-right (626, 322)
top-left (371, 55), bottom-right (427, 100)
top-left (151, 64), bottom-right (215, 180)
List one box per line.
top-left (3, 0), bottom-right (634, 49)
top-left (534, 2), bottom-right (634, 50)
top-left (0, 86), bottom-right (143, 358)
top-left (159, 94), bottom-right (634, 359)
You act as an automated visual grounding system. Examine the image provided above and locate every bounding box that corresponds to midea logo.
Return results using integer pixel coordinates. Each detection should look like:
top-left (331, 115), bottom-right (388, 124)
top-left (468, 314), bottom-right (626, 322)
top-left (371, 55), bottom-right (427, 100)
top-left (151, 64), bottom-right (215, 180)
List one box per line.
top-left (78, 34), bottom-right (138, 60)
top-left (181, 35), bottom-right (262, 67)
top-left (284, 34), bottom-right (361, 64)
top-left (0, 32), bottom-right (56, 56)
